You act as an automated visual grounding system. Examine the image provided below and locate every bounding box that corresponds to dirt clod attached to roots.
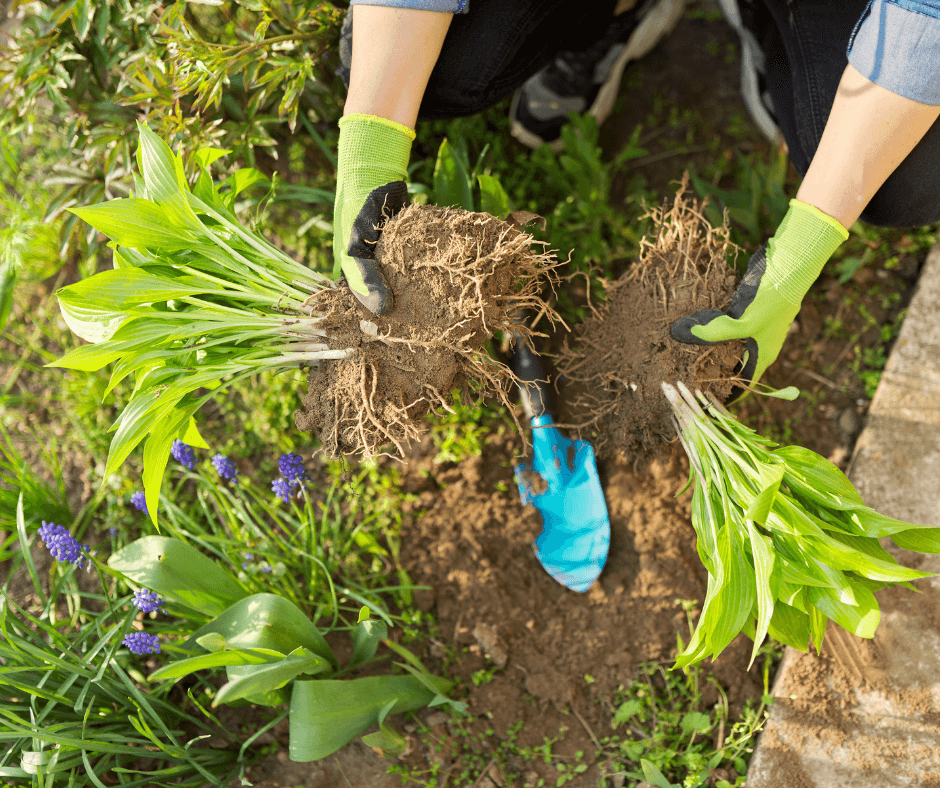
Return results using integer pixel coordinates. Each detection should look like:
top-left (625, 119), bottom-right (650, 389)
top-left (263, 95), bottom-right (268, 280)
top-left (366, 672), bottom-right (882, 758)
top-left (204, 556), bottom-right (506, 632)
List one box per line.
top-left (295, 204), bottom-right (558, 459)
top-left (557, 177), bottom-right (746, 467)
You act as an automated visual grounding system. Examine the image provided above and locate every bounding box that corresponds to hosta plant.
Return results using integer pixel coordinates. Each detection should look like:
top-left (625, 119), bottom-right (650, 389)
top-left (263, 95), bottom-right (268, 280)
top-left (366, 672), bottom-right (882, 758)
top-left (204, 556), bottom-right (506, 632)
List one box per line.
top-left (49, 121), bottom-right (350, 524)
top-left (662, 381), bottom-right (940, 669)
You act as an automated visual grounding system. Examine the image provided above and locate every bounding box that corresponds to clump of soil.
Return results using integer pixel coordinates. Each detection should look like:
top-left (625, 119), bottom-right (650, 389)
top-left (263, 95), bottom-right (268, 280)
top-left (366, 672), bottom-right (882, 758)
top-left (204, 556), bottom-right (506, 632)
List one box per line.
top-left (557, 176), bottom-right (746, 467)
top-left (295, 205), bottom-right (558, 458)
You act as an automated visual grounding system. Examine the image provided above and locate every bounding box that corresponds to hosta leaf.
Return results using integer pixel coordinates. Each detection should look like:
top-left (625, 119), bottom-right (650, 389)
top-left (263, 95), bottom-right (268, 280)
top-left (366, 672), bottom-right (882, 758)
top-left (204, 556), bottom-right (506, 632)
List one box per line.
top-left (180, 417), bottom-right (210, 450)
top-left (68, 199), bottom-right (195, 252)
top-left (136, 121), bottom-right (203, 232)
top-left (62, 268), bottom-right (215, 311)
top-left (891, 527), bottom-right (940, 553)
top-left (143, 403), bottom-right (200, 525)
top-left (746, 521), bottom-right (775, 668)
top-left (807, 583), bottom-right (880, 639)
top-left (705, 527), bottom-right (754, 658)
top-left (808, 603), bottom-right (827, 651)
top-left (194, 147), bottom-right (232, 170)
top-left (776, 445), bottom-right (866, 510)
top-left (743, 462), bottom-right (784, 526)
top-left (767, 602), bottom-right (810, 651)
top-left (56, 292), bottom-right (130, 343)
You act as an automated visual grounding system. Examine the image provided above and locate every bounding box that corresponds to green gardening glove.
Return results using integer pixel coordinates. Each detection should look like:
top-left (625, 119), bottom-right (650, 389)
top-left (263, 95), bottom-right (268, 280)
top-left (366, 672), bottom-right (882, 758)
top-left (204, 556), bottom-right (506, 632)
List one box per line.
top-left (333, 113), bottom-right (415, 315)
top-left (670, 199), bottom-right (849, 392)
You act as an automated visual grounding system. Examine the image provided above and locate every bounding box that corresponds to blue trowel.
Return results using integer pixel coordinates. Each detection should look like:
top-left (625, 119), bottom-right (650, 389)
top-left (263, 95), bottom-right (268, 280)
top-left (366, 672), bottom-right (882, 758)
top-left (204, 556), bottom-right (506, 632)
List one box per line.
top-left (511, 336), bottom-right (611, 592)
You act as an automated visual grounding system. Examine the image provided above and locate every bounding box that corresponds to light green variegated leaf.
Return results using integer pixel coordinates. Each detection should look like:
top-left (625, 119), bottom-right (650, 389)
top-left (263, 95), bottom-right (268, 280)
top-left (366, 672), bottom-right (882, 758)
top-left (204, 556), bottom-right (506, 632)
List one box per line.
top-left (68, 199), bottom-right (195, 252)
top-left (180, 417), bottom-right (210, 450)
top-left (776, 445), bottom-right (866, 510)
top-left (891, 527), bottom-right (940, 554)
top-left (743, 462), bottom-right (784, 526)
top-left (746, 521), bottom-right (775, 668)
top-left (56, 291), bottom-right (131, 343)
top-left (808, 603), bottom-right (827, 652)
top-left (704, 527), bottom-right (754, 658)
top-left (62, 268), bottom-right (215, 311)
top-left (143, 403), bottom-right (200, 525)
top-left (136, 121), bottom-right (204, 233)
top-left (767, 602), bottom-right (810, 651)
top-left (807, 584), bottom-right (880, 639)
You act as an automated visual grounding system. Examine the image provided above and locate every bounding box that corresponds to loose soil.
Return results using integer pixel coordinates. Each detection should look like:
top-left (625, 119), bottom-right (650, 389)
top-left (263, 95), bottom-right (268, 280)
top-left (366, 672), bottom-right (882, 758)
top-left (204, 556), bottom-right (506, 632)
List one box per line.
top-left (295, 205), bottom-right (557, 459)
top-left (557, 178), bottom-right (746, 468)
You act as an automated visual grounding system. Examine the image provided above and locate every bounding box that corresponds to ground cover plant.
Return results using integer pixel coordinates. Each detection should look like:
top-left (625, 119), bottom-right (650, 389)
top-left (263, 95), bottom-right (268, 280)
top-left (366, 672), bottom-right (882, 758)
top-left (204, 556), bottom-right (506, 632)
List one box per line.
top-left (50, 123), bottom-right (558, 523)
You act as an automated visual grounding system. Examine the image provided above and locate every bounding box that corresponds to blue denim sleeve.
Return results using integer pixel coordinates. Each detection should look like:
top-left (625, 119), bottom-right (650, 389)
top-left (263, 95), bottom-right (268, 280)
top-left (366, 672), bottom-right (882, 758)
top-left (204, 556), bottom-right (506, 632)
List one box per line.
top-left (847, 0), bottom-right (940, 105)
top-left (349, 0), bottom-right (468, 12)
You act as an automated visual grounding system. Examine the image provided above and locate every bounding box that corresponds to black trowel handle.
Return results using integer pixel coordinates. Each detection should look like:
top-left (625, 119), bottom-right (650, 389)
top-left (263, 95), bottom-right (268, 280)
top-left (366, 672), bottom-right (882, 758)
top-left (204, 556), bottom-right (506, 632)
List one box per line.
top-left (511, 335), bottom-right (551, 421)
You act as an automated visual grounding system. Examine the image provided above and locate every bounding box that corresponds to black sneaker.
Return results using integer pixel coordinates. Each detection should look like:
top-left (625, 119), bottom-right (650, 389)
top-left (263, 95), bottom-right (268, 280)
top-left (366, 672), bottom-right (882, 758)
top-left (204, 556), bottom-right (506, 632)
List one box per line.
top-left (716, 0), bottom-right (783, 145)
top-left (509, 0), bottom-right (686, 150)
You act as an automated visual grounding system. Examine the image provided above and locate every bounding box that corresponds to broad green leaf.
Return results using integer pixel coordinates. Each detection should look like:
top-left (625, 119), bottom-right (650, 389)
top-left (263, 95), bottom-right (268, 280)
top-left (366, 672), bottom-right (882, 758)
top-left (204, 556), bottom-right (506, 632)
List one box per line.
top-left (743, 462), bottom-right (784, 525)
top-left (148, 647), bottom-right (285, 681)
top-left (477, 174), bottom-right (511, 218)
top-left (289, 676), bottom-right (435, 761)
top-left (746, 521), bottom-right (775, 668)
top-left (136, 121), bottom-right (203, 232)
top-left (891, 526), bottom-right (940, 553)
top-left (68, 199), bottom-right (194, 252)
top-left (348, 619), bottom-right (387, 670)
top-left (806, 531), bottom-right (931, 584)
top-left (143, 403), bottom-right (200, 525)
top-left (433, 138), bottom-right (474, 211)
top-left (223, 168), bottom-right (269, 199)
top-left (194, 147), bottom-right (232, 170)
top-left (196, 632), bottom-right (228, 652)
top-left (214, 649), bottom-right (330, 706)
top-left (703, 527), bottom-right (754, 659)
top-left (178, 593), bottom-right (336, 669)
top-left (767, 602), bottom-right (810, 651)
top-left (776, 445), bottom-right (866, 510)
top-left (47, 339), bottom-right (131, 372)
top-left (180, 417), bottom-right (210, 450)
top-left (107, 536), bottom-right (248, 618)
top-left (807, 584), bottom-right (880, 639)
top-left (56, 292), bottom-right (130, 343)
top-left (361, 699), bottom-right (408, 756)
top-left (61, 268), bottom-right (215, 311)
top-left (849, 507), bottom-right (940, 543)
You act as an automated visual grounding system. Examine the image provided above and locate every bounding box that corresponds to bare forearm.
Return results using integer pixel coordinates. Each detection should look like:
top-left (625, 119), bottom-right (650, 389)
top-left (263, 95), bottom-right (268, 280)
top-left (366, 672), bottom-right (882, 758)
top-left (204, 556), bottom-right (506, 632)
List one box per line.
top-left (796, 63), bottom-right (940, 229)
top-left (343, 6), bottom-right (453, 130)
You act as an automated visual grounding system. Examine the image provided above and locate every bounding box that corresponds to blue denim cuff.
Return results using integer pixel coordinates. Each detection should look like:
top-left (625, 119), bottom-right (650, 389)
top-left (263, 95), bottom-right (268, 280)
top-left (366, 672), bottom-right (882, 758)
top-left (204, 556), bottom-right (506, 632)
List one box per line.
top-left (848, 0), bottom-right (940, 105)
top-left (349, 0), bottom-right (468, 12)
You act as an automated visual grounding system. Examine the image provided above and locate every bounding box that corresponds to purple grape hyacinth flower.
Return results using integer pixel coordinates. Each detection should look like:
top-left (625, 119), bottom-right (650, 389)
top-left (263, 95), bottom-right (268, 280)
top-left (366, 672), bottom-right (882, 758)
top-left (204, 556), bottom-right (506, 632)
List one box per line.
top-left (272, 477), bottom-right (293, 503)
top-left (212, 453), bottom-right (239, 481)
top-left (130, 491), bottom-right (148, 514)
top-left (278, 452), bottom-right (305, 483)
top-left (123, 632), bottom-right (161, 655)
top-left (132, 589), bottom-right (166, 614)
top-left (170, 439), bottom-right (196, 470)
top-left (38, 521), bottom-right (91, 569)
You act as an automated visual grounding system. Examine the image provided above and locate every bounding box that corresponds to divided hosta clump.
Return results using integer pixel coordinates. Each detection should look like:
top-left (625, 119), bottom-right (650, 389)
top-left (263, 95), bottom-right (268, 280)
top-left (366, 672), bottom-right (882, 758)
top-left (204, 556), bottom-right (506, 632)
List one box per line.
top-left (51, 124), bottom-right (556, 522)
top-left (663, 382), bottom-right (940, 669)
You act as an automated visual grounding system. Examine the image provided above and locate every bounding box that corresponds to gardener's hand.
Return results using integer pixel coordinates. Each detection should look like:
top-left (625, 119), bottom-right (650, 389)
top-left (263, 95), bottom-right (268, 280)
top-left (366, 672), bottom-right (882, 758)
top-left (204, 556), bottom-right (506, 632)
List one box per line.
top-left (333, 113), bottom-right (415, 315)
top-left (670, 199), bottom-right (849, 391)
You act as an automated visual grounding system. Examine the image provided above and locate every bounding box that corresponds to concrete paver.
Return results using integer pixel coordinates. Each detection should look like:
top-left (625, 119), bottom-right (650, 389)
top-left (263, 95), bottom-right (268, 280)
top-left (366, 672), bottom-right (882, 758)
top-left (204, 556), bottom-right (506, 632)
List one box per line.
top-left (747, 242), bottom-right (940, 787)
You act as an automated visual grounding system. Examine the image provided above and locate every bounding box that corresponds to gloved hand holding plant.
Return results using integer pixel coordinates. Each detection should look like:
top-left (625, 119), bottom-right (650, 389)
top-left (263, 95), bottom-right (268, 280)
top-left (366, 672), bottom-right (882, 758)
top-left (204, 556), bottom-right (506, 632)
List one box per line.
top-left (670, 199), bottom-right (849, 392)
top-left (333, 113), bottom-right (415, 315)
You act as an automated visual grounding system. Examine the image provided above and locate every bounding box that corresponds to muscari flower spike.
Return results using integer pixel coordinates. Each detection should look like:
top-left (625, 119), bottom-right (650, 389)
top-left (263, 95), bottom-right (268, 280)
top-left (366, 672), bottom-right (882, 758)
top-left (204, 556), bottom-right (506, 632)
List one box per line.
top-left (132, 588), bottom-right (166, 614)
top-left (278, 452), bottom-right (305, 483)
top-left (212, 453), bottom-right (239, 481)
top-left (38, 521), bottom-right (91, 569)
top-left (272, 477), bottom-right (293, 504)
top-left (130, 491), bottom-right (148, 514)
top-left (123, 631), bottom-right (161, 655)
top-left (170, 439), bottom-right (196, 470)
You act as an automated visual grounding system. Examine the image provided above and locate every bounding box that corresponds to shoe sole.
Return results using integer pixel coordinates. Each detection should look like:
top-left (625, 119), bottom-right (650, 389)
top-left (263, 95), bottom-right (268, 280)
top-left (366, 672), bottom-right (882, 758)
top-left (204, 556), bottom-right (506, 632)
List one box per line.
top-left (510, 0), bottom-right (688, 151)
